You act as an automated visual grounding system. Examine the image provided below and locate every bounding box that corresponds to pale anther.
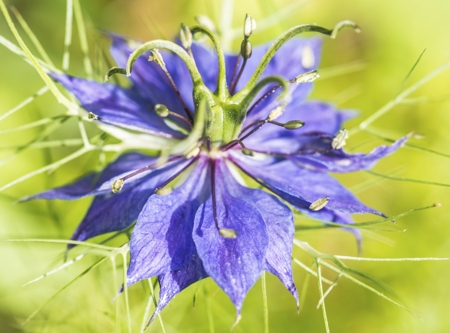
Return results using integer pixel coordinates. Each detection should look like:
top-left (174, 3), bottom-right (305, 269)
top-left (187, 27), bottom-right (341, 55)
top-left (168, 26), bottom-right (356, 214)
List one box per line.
top-left (309, 197), bottom-right (329, 211)
top-left (149, 49), bottom-right (166, 68)
top-left (180, 23), bottom-right (193, 49)
top-left (219, 228), bottom-right (238, 238)
top-left (112, 179), bottom-right (124, 194)
top-left (332, 129), bottom-right (349, 149)
top-left (294, 70), bottom-right (320, 84)
top-left (244, 14), bottom-right (257, 38)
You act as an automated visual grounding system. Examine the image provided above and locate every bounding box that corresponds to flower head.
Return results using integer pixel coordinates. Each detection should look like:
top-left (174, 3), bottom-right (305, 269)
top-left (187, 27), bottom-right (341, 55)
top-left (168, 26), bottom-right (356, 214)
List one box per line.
top-left (26, 19), bottom-right (408, 323)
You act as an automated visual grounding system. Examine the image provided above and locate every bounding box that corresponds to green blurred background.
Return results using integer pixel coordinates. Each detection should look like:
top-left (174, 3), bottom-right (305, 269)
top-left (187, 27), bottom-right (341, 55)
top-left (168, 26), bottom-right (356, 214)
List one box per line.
top-left (1, 0), bottom-right (449, 332)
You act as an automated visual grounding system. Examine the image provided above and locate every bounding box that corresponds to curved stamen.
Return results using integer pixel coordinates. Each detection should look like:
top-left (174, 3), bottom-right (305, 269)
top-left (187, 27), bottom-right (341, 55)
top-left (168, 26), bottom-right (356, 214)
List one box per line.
top-left (190, 25), bottom-right (228, 100)
top-left (229, 158), bottom-right (313, 210)
top-left (236, 21), bottom-right (359, 96)
top-left (230, 40), bottom-right (253, 94)
top-left (154, 155), bottom-right (199, 193)
top-left (229, 54), bottom-right (242, 93)
top-left (149, 50), bottom-right (194, 123)
top-left (179, 23), bottom-right (194, 59)
top-left (246, 69), bottom-right (319, 117)
top-left (230, 14), bottom-right (256, 95)
top-left (111, 155), bottom-right (184, 194)
top-left (155, 104), bottom-right (192, 128)
top-left (225, 140), bottom-right (254, 156)
top-left (94, 116), bottom-right (184, 139)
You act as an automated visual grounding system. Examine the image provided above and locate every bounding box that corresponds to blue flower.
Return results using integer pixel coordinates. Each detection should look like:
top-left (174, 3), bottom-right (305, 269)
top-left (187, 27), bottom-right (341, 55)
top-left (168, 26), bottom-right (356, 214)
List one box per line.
top-left (26, 22), bottom-right (408, 322)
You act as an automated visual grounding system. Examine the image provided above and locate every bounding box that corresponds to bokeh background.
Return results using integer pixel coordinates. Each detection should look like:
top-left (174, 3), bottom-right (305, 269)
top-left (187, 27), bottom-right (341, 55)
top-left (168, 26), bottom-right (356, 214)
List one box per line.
top-left (1, 0), bottom-right (450, 332)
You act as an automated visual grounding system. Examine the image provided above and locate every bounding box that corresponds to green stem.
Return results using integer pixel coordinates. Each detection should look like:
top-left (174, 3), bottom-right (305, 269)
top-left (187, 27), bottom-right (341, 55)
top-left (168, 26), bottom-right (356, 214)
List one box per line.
top-left (126, 40), bottom-right (203, 86)
top-left (73, 0), bottom-right (93, 79)
top-left (191, 25), bottom-right (229, 100)
top-left (242, 21), bottom-right (359, 91)
top-left (219, 0), bottom-right (234, 51)
top-left (10, 7), bottom-right (55, 67)
top-left (261, 272), bottom-right (269, 333)
top-left (355, 59), bottom-right (450, 132)
top-left (62, 0), bottom-right (74, 72)
top-left (235, 75), bottom-right (289, 113)
top-left (316, 259), bottom-right (330, 333)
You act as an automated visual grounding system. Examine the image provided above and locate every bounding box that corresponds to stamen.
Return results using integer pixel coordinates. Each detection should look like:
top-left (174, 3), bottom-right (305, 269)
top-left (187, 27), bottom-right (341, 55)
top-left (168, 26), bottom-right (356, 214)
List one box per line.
top-left (210, 159), bottom-right (237, 238)
top-left (270, 120), bottom-right (305, 130)
top-left (246, 69), bottom-right (319, 117)
top-left (154, 156), bottom-right (199, 193)
top-left (149, 50), bottom-right (194, 123)
top-left (179, 23), bottom-right (193, 53)
top-left (230, 14), bottom-right (256, 95)
top-left (224, 115), bottom-right (304, 151)
top-left (230, 159), bottom-right (312, 210)
top-left (110, 155), bottom-right (183, 193)
top-left (226, 140), bottom-right (254, 156)
top-left (112, 179), bottom-right (124, 194)
top-left (243, 13), bottom-right (257, 38)
top-left (154, 104), bottom-right (169, 117)
top-left (230, 40), bottom-right (252, 94)
top-left (155, 104), bottom-right (193, 128)
top-left (309, 197), bottom-right (330, 211)
top-left (331, 129), bottom-right (349, 149)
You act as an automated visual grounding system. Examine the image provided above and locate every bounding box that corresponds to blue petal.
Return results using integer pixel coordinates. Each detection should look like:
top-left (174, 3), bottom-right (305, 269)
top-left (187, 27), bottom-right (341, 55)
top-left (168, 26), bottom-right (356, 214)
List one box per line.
top-left (24, 153), bottom-right (157, 200)
top-left (127, 158), bottom-right (210, 286)
top-left (292, 135), bottom-right (410, 173)
top-left (148, 255), bottom-right (208, 324)
top-left (217, 161), bottom-right (298, 306)
top-left (226, 37), bottom-right (322, 94)
top-left (51, 73), bottom-right (180, 137)
top-left (193, 162), bottom-right (269, 314)
top-left (70, 159), bottom-right (192, 243)
top-left (231, 153), bottom-right (381, 215)
top-left (245, 101), bottom-right (356, 149)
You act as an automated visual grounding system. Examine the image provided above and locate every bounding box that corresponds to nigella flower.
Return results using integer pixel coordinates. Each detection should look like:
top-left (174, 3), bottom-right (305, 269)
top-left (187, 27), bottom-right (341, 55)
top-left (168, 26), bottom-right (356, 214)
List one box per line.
top-left (25, 18), bottom-right (408, 323)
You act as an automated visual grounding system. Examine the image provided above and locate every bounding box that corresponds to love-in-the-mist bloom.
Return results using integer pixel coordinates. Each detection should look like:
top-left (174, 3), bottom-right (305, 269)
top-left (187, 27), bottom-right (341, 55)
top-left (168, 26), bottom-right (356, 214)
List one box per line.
top-left (26, 18), bottom-right (408, 322)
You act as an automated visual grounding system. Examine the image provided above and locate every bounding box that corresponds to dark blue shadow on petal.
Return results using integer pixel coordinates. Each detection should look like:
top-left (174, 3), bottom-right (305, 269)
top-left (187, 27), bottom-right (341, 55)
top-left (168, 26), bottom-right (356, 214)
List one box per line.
top-left (218, 160), bottom-right (299, 307)
top-left (193, 160), bottom-right (269, 315)
top-left (126, 157), bottom-right (210, 286)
